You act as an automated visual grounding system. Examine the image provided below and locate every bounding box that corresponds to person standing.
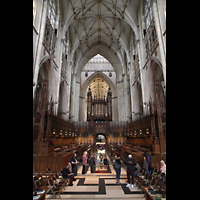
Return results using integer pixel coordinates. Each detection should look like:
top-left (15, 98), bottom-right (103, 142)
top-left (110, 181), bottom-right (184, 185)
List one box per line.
top-left (159, 160), bottom-right (166, 181)
top-left (115, 155), bottom-right (122, 184)
top-left (143, 154), bottom-right (149, 174)
top-left (71, 152), bottom-right (79, 177)
top-left (103, 156), bottom-right (108, 168)
top-left (89, 153), bottom-right (95, 173)
top-left (160, 160), bottom-right (166, 174)
top-left (134, 162), bottom-right (141, 176)
top-left (145, 150), bottom-right (151, 172)
top-left (82, 151), bottom-right (87, 174)
top-left (126, 154), bottom-right (136, 188)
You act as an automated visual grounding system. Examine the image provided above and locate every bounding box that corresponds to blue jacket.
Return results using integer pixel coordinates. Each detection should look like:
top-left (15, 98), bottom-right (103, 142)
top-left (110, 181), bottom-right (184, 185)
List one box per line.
top-left (89, 156), bottom-right (95, 165)
top-left (126, 157), bottom-right (136, 170)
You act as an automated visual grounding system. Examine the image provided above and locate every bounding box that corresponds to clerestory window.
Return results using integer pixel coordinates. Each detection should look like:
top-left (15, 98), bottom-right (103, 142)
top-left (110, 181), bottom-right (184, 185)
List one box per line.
top-left (43, 0), bottom-right (57, 54)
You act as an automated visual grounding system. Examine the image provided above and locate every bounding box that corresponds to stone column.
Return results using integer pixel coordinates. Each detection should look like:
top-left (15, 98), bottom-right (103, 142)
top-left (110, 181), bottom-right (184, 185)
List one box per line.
top-left (129, 31), bottom-right (136, 122)
top-left (132, 83), bottom-right (140, 121)
top-left (79, 96), bottom-right (86, 121)
top-left (54, 24), bottom-right (63, 115)
top-left (152, 0), bottom-right (166, 87)
top-left (33, 0), bottom-right (47, 97)
top-left (70, 73), bottom-right (76, 122)
top-left (60, 82), bottom-right (69, 121)
top-left (137, 39), bottom-right (149, 116)
top-left (62, 30), bottom-right (72, 121)
top-left (111, 94), bottom-right (118, 121)
top-left (123, 68), bottom-right (131, 123)
top-left (117, 75), bottom-right (126, 121)
top-left (63, 61), bottom-right (72, 121)
top-left (74, 80), bottom-right (81, 121)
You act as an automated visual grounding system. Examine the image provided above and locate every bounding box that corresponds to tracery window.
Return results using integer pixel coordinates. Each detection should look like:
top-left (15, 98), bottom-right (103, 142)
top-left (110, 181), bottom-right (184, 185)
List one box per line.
top-left (43, 0), bottom-right (57, 54)
top-left (33, 0), bottom-right (37, 25)
top-left (133, 33), bottom-right (139, 79)
top-left (164, 0), bottom-right (166, 20)
top-left (143, 0), bottom-right (158, 60)
top-left (61, 32), bottom-right (68, 81)
top-left (144, 0), bottom-right (153, 30)
top-left (47, 0), bottom-right (56, 29)
top-left (62, 32), bottom-right (68, 60)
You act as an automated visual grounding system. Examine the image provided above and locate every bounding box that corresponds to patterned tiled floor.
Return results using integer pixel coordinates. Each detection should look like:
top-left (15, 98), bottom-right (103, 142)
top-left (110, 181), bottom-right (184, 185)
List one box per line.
top-left (46, 176), bottom-right (145, 199)
top-left (46, 155), bottom-right (166, 199)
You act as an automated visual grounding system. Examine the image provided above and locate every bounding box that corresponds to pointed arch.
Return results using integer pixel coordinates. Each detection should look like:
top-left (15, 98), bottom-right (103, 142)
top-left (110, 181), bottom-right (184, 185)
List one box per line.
top-left (150, 56), bottom-right (166, 95)
top-left (80, 71), bottom-right (116, 99)
top-left (79, 71), bottom-right (118, 122)
top-left (76, 44), bottom-right (123, 81)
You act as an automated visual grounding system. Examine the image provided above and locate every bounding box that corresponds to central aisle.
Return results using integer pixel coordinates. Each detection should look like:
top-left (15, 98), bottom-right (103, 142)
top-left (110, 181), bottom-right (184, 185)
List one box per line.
top-left (76, 151), bottom-right (127, 175)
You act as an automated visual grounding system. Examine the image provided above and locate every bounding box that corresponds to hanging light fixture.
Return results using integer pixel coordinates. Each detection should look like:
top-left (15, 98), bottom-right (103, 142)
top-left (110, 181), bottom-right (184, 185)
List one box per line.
top-left (109, 71), bottom-right (112, 77)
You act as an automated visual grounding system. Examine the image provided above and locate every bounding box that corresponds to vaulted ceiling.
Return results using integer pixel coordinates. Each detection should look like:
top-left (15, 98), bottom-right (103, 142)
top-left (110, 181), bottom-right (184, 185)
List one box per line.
top-left (61, 0), bottom-right (140, 70)
top-left (88, 76), bottom-right (109, 99)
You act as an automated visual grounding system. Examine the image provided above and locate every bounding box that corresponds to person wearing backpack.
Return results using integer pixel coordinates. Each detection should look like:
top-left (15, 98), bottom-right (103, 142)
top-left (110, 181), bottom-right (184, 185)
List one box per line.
top-left (114, 155), bottom-right (122, 184)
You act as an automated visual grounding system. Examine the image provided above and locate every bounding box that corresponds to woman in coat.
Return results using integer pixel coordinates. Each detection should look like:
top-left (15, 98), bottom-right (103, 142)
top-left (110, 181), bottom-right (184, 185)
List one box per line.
top-left (82, 151), bottom-right (87, 174)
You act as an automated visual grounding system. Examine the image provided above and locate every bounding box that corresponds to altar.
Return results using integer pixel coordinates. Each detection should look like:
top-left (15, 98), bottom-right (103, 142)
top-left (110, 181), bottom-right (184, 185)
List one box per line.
top-left (95, 152), bottom-right (109, 173)
top-left (97, 149), bottom-right (105, 154)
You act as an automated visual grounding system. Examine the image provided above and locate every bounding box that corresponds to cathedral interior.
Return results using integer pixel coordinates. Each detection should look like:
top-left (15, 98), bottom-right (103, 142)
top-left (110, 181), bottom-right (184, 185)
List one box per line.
top-left (33, 0), bottom-right (166, 199)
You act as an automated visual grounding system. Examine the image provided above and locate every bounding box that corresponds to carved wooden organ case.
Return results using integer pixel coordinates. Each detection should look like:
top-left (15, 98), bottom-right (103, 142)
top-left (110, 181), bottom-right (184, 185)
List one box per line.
top-left (87, 87), bottom-right (112, 122)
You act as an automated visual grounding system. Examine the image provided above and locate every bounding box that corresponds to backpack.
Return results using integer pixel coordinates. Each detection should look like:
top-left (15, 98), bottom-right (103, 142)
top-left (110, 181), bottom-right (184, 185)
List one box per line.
top-left (114, 161), bottom-right (121, 171)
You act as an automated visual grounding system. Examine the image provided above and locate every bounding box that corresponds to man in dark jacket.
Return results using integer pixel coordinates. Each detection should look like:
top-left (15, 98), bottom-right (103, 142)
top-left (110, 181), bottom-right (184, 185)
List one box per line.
top-left (61, 163), bottom-right (74, 186)
top-left (126, 154), bottom-right (136, 188)
top-left (103, 156), bottom-right (108, 166)
top-left (71, 152), bottom-right (78, 177)
top-left (89, 153), bottom-right (95, 173)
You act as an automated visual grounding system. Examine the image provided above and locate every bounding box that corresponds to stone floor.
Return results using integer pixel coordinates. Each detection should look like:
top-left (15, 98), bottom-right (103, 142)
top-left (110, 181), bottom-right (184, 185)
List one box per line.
top-left (45, 153), bottom-right (166, 199)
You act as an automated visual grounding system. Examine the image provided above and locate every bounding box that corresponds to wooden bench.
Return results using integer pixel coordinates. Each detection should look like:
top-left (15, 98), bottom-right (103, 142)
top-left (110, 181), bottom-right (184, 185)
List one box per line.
top-left (33, 174), bottom-right (55, 193)
top-left (48, 178), bottom-right (66, 199)
top-left (143, 187), bottom-right (159, 200)
top-left (33, 189), bottom-right (46, 200)
top-left (154, 179), bottom-right (166, 197)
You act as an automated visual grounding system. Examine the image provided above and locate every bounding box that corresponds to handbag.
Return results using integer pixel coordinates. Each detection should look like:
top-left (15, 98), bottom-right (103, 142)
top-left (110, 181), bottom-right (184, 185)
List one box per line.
top-left (114, 161), bottom-right (121, 171)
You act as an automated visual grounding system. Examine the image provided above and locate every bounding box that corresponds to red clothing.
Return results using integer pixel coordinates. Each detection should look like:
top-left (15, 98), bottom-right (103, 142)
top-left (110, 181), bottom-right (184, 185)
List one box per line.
top-left (82, 154), bottom-right (87, 165)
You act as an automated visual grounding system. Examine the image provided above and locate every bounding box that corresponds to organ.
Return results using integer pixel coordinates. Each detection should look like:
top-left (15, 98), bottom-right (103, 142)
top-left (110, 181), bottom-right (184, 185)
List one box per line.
top-left (87, 86), bottom-right (112, 122)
